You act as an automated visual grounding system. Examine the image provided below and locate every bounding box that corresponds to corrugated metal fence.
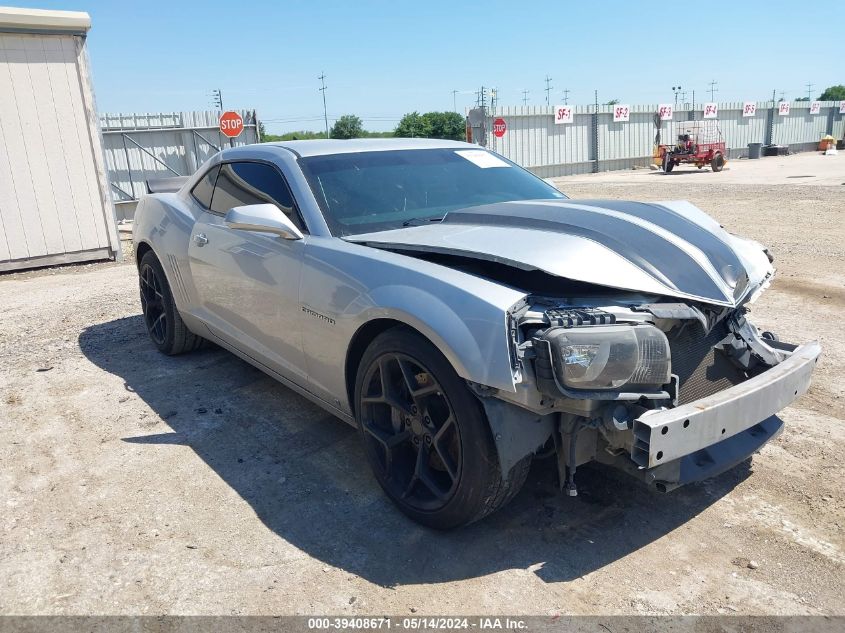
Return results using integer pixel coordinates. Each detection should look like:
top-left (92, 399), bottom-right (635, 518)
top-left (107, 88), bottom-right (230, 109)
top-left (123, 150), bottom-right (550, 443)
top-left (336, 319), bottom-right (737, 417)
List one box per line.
top-left (475, 101), bottom-right (845, 178)
top-left (100, 110), bottom-right (259, 220)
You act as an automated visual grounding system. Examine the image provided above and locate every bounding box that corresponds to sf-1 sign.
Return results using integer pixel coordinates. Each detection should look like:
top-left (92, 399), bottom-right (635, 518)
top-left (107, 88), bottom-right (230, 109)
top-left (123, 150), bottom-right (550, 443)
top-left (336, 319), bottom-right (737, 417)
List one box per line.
top-left (219, 111), bottom-right (245, 138)
top-left (554, 105), bottom-right (573, 124)
top-left (613, 105), bottom-right (630, 122)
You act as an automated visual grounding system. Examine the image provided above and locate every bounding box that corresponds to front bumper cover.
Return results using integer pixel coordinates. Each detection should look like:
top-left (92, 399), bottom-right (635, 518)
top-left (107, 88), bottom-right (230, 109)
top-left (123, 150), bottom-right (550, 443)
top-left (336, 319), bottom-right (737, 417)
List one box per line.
top-left (631, 341), bottom-right (821, 472)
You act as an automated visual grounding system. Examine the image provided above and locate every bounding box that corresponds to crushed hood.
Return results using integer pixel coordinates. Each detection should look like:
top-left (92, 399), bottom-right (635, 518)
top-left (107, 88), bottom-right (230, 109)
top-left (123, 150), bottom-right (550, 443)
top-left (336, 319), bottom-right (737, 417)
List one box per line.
top-left (344, 199), bottom-right (774, 307)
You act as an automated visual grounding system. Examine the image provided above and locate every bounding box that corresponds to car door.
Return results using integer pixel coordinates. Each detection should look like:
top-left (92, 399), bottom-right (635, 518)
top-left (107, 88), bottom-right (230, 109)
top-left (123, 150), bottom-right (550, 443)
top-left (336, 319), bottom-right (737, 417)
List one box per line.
top-left (188, 160), bottom-right (308, 384)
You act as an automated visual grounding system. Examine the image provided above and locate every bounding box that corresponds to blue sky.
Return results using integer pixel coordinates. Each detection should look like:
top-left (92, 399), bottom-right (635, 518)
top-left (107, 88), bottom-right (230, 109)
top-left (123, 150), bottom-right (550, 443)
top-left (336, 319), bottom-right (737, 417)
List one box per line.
top-left (11, 0), bottom-right (845, 132)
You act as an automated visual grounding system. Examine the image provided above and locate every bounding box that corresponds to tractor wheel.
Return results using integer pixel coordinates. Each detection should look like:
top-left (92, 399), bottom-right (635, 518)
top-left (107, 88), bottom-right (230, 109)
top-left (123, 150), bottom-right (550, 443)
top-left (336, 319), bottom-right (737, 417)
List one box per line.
top-left (711, 153), bottom-right (725, 172)
top-left (662, 153), bottom-right (675, 173)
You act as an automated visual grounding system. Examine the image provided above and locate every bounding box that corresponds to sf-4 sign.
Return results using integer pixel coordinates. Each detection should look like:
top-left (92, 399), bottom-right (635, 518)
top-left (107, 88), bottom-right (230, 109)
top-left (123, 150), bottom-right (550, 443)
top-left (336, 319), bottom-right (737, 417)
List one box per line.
top-left (703, 103), bottom-right (718, 119)
top-left (613, 105), bottom-right (630, 122)
top-left (554, 105), bottom-right (573, 124)
top-left (657, 104), bottom-right (673, 121)
top-left (742, 102), bottom-right (757, 117)
top-left (778, 102), bottom-right (791, 116)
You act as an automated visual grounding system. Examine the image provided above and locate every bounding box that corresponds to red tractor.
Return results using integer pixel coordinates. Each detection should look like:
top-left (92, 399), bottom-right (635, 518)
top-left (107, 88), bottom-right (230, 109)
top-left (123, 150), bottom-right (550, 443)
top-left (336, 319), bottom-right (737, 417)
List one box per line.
top-left (657, 120), bottom-right (727, 173)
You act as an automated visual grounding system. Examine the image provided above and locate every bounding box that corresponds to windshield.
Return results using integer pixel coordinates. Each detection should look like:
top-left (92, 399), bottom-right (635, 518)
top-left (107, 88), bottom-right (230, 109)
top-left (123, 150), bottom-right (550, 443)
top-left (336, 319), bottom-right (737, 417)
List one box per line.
top-left (299, 148), bottom-right (567, 236)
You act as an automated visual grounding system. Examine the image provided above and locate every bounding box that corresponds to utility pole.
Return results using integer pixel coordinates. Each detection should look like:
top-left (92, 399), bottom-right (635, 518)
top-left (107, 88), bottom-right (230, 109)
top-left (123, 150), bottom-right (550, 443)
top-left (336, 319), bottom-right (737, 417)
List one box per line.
top-left (522, 89), bottom-right (529, 105)
top-left (708, 80), bottom-right (718, 101)
top-left (544, 75), bottom-right (553, 106)
top-left (806, 82), bottom-right (814, 101)
top-left (451, 89), bottom-right (459, 112)
top-left (212, 88), bottom-right (223, 110)
top-left (318, 72), bottom-right (329, 138)
top-left (562, 89), bottom-right (570, 105)
top-left (490, 88), bottom-right (497, 112)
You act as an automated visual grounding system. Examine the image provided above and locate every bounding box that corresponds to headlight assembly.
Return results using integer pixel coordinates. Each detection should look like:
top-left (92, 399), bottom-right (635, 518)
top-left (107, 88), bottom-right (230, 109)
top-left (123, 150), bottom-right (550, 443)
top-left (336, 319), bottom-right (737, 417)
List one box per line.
top-left (539, 324), bottom-right (671, 392)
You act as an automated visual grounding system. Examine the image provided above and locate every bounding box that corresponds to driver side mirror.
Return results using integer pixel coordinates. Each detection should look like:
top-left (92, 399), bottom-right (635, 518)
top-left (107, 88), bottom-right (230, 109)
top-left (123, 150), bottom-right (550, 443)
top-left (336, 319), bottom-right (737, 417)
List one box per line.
top-left (224, 204), bottom-right (304, 240)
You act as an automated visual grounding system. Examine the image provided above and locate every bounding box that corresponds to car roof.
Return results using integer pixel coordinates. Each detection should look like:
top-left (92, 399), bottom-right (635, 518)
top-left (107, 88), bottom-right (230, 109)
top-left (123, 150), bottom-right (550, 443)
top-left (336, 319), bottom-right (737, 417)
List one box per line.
top-left (263, 137), bottom-right (478, 157)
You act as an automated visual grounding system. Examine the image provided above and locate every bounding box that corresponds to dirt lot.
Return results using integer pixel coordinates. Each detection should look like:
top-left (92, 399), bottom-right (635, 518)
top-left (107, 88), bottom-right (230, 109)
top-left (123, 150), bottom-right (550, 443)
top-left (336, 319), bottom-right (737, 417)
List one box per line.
top-left (1, 153), bottom-right (843, 616)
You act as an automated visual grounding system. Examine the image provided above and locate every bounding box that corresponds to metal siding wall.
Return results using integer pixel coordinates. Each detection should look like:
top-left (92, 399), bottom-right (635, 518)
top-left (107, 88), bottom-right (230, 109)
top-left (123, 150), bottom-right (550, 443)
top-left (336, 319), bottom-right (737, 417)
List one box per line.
top-left (0, 32), bottom-right (115, 269)
top-left (100, 110), bottom-right (259, 205)
top-left (478, 101), bottom-right (843, 177)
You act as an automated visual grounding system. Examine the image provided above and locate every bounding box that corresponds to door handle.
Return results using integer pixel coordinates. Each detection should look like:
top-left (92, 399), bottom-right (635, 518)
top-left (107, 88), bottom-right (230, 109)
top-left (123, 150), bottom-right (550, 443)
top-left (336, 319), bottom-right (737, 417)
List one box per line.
top-left (193, 233), bottom-right (208, 247)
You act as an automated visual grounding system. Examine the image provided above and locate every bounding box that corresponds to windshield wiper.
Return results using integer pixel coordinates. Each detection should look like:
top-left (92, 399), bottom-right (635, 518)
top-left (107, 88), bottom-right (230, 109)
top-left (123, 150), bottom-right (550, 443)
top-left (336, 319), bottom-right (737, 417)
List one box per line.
top-left (401, 215), bottom-right (445, 227)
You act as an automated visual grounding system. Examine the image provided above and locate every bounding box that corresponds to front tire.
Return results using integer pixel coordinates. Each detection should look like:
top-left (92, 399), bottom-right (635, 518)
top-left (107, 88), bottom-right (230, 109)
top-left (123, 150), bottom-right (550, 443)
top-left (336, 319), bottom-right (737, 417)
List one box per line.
top-left (662, 153), bottom-right (675, 173)
top-left (354, 327), bottom-right (528, 529)
top-left (139, 251), bottom-right (203, 355)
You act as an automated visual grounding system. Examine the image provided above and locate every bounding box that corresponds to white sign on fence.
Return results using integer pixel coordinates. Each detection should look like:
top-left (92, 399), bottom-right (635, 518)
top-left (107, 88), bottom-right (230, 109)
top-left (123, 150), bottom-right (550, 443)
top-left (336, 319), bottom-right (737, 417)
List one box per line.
top-left (554, 105), bottom-right (573, 124)
top-left (809, 101), bottom-right (822, 115)
top-left (778, 102), bottom-right (791, 116)
top-left (840, 101), bottom-right (845, 114)
top-left (657, 104), bottom-right (673, 121)
top-left (742, 102), bottom-right (756, 117)
top-left (703, 103), bottom-right (718, 119)
top-left (613, 105), bottom-right (630, 122)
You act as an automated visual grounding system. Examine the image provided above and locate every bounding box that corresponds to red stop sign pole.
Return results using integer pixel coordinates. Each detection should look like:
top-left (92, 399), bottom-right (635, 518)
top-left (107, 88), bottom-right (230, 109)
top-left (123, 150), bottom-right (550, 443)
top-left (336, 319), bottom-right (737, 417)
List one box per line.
top-left (493, 117), bottom-right (507, 138)
top-left (219, 111), bottom-right (244, 147)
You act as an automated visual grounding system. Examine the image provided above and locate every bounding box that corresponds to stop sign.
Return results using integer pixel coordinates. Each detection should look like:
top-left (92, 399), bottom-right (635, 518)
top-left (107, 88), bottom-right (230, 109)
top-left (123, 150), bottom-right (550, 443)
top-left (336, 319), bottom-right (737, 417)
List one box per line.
top-left (493, 117), bottom-right (507, 138)
top-left (219, 111), bottom-right (244, 138)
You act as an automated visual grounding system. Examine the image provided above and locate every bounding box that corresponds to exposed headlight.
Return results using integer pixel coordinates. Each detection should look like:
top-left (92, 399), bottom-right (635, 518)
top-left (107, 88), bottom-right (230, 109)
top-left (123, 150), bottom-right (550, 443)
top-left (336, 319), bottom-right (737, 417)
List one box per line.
top-left (542, 325), bottom-right (671, 391)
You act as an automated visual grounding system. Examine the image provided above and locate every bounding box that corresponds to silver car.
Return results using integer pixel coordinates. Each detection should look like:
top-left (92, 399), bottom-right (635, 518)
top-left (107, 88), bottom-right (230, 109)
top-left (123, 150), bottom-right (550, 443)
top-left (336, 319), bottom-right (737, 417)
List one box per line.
top-left (133, 138), bottom-right (820, 529)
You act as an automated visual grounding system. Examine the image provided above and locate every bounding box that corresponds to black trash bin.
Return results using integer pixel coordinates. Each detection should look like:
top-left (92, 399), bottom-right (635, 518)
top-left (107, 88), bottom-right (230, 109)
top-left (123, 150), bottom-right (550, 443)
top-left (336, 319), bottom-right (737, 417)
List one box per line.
top-left (748, 142), bottom-right (762, 159)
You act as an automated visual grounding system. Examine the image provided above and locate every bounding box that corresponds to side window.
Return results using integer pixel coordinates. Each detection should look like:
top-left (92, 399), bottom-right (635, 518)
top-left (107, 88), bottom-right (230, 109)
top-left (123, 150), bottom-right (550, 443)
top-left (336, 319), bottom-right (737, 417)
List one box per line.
top-left (210, 161), bottom-right (302, 229)
top-left (190, 165), bottom-right (219, 208)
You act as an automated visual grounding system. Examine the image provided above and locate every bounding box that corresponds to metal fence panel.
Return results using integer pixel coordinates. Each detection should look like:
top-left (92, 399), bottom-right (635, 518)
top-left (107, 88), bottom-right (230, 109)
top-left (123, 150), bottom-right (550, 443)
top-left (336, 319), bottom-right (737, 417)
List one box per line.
top-left (477, 101), bottom-right (844, 177)
top-left (100, 110), bottom-right (259, 211)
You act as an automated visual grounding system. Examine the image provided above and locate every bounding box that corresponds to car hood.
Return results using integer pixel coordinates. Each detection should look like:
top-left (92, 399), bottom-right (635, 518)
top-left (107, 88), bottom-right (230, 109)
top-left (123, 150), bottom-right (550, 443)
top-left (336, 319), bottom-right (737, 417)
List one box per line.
top-left (344, 199), bottom-right (774, 307)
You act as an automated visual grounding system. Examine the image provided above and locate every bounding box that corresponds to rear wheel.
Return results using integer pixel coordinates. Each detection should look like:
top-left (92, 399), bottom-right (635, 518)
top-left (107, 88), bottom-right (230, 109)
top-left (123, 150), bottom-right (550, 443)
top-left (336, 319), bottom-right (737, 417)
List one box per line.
top-left (662, 152), bottom-right (675, 173)
top-left (139, 251), bottom-right (204, 355)
top-left (354, 327), bottom-right (529, 529)
top-left (711, 153), bottom-right (725, 172)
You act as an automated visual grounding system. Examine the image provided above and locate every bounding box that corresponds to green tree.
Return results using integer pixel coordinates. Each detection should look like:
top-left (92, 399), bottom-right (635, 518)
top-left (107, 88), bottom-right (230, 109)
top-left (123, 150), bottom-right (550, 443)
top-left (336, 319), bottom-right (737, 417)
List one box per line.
top-left (604, 99), bottom-right (620, 105)
top-left (330, 114), bottom-right (364, 139)
top-left (819, 85), bottom-right (845, 101)
top-left (395, 112), bottom-right (432, 138)
top-left (422, 111), bottom-right (465, 141)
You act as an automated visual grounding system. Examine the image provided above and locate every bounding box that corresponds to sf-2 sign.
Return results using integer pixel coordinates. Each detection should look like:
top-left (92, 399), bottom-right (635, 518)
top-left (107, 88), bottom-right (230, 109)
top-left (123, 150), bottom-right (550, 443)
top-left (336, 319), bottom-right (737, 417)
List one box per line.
top-left (613, 105), bottom-right (630, 122)
top-left (219, 111), bottom-right (245, 138)
top-left (493, 117), bottom-right (507, 137)
top-left (554, 105), bottom-right (573, 124)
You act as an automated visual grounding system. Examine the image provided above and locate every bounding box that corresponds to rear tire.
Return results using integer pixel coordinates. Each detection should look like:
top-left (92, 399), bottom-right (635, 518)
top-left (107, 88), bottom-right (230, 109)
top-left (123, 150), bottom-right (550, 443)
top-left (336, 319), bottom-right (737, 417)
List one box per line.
top-left (139, 251), bottom-right (204, 355)
top-left (711, 153), bottom-right (725, 172)
top-left (354, 326), bottom-right (529, 529)
top-left (662, 153), bottom-right (675, 173)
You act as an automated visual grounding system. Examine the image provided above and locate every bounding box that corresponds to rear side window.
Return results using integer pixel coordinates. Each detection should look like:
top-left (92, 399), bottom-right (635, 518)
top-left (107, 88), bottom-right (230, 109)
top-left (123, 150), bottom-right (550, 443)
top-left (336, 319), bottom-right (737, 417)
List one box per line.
top-left (190, 165), bottom-right (219, 208)
top-left (210, 161), bottom-right (301, 228)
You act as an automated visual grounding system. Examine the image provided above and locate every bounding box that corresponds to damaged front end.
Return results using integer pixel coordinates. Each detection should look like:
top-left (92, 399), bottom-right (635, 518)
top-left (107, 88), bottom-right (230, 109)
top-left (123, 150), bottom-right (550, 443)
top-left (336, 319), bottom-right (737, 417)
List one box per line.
top-left (480, 296), bottom-right (820, 495)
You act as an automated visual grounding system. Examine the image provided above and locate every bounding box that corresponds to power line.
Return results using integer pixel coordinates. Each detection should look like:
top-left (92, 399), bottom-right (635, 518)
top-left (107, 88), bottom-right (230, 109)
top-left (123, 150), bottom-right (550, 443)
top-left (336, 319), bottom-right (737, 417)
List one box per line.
top-left (318, 72), bottom-right (329, 137)
top-left (544, 75), bottom-right (553, 106)
top-left (708, 80), bottom-right (718, 101)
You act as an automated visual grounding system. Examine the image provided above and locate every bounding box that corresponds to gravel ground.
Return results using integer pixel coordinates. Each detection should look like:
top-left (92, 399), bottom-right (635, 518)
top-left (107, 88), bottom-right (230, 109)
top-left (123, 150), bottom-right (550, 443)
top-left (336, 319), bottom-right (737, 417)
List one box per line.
top-left (1, 153), bottom-right (843, 616)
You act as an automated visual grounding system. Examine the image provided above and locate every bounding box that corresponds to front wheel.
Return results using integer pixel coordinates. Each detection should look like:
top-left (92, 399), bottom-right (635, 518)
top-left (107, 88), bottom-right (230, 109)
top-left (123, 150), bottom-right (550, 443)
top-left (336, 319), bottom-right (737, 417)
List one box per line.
top-left (662, 152), bottom-right (675, 173)
top-left (354, 327), bottom-right (529, 529)
top-left (711, 153), bottom-right (725, 172)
